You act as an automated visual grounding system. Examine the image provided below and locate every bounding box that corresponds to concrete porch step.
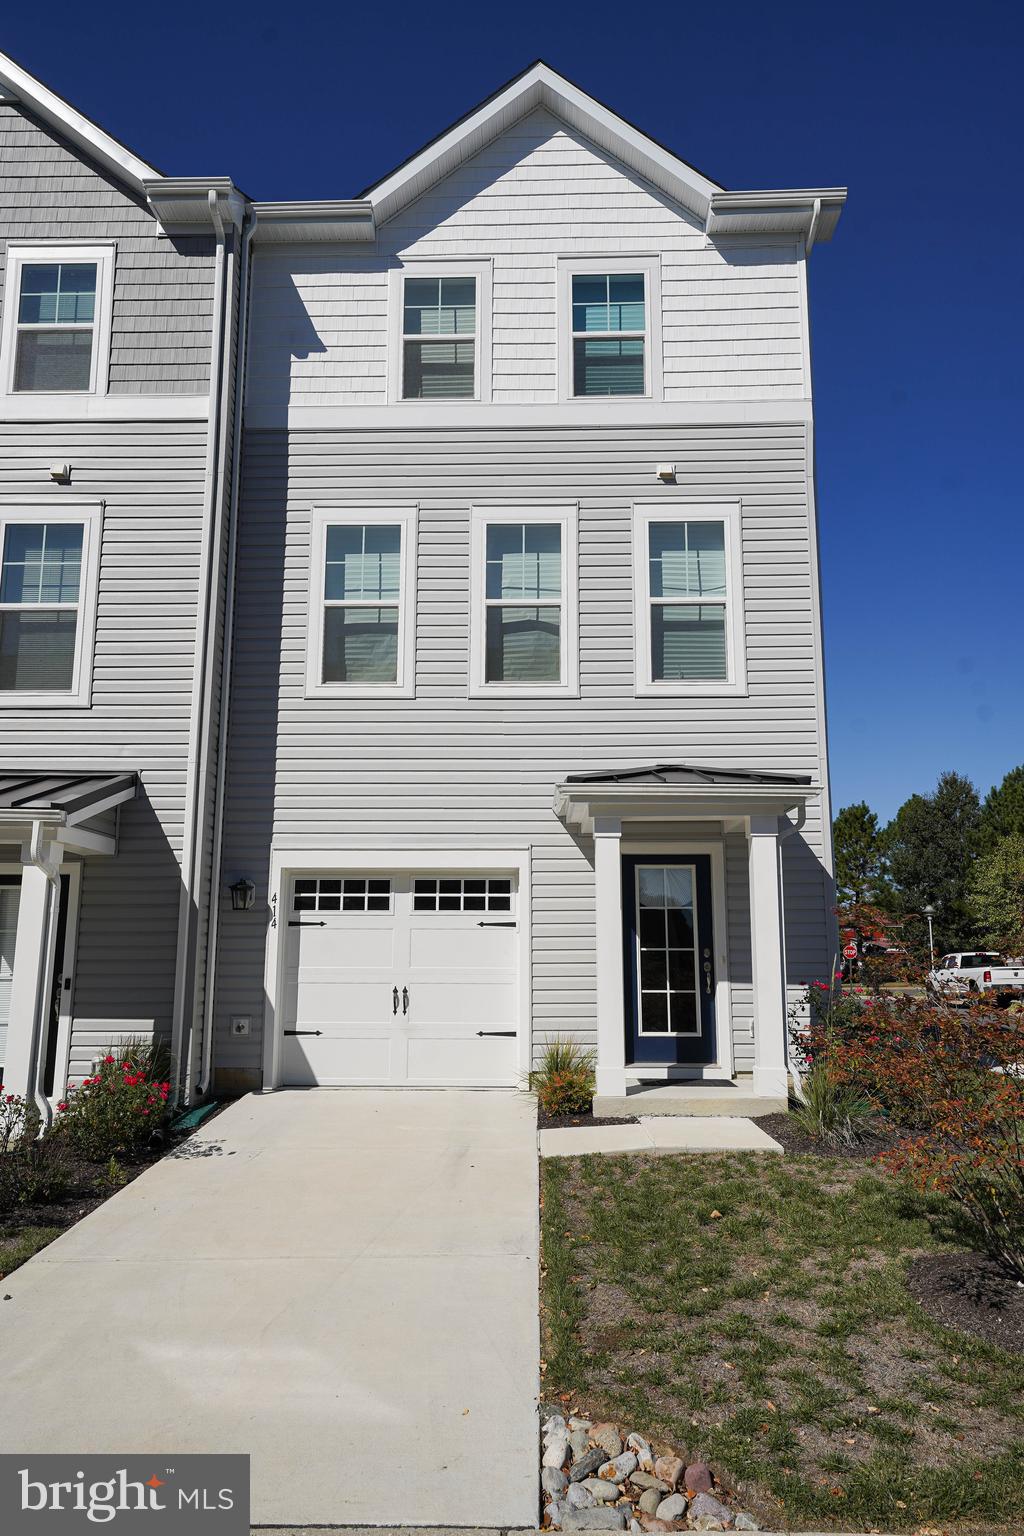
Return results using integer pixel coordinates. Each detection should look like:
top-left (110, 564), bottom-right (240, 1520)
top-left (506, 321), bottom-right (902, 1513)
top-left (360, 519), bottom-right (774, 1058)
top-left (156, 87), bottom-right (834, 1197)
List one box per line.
top-left (593, 1074), bottom-right (789, 1118)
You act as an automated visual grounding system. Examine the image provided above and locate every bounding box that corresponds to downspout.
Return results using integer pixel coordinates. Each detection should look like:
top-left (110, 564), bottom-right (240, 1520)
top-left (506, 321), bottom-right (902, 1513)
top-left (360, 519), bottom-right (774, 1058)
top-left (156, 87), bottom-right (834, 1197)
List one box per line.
top-left (25, 820), bottom-right (60, 1130)
top-left (197, 206), bottom-right (257, 1098)
top-left (169, 189), bottom-right (231, 1102)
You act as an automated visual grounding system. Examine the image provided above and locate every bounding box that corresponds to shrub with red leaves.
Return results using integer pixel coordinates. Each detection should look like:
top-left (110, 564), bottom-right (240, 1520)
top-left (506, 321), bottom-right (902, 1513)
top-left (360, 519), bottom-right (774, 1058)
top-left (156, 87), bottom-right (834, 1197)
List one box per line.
top-left (56, 1039), bottom-right (173, 1161)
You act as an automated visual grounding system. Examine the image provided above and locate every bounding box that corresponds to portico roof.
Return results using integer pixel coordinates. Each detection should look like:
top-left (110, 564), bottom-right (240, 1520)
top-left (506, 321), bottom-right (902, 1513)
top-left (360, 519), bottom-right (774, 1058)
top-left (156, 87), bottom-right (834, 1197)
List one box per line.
top-left (0, 771), bottom-right (137, 828)
top-left (554, 763), bottom-right (814, 834)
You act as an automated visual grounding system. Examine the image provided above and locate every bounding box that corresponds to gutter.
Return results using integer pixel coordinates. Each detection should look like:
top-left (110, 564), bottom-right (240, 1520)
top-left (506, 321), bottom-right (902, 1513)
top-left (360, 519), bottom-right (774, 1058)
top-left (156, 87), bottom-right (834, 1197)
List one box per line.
top-left (168, 188), bottom-right (238, 1104)
top-left (196, 205), bottom-right (258, 1098)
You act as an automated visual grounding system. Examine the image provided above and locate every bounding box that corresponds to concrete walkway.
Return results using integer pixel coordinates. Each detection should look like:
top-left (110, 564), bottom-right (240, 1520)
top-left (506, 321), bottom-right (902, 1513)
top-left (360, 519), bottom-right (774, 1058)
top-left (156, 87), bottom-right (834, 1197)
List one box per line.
top-left (0, 1090), bottom-right (539, 1528)
top-left (539, 1114), bottom-right (783, 1157)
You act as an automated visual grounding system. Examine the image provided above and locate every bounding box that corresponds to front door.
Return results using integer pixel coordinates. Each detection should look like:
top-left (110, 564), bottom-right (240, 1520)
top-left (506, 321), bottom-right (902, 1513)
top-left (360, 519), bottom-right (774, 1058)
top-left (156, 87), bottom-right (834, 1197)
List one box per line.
top-left (623, 855), bottom-right (716, 1065)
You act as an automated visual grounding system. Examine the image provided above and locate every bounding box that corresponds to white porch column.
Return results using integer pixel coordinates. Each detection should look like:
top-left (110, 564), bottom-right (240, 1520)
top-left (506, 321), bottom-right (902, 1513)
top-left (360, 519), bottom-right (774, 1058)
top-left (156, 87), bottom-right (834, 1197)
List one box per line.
top-left (4, 839), bottom-right (61, 1104)
top-left (746, 814), bottom-right (788, 1097)
top-left (593, 814), bottom-right (627, 1097)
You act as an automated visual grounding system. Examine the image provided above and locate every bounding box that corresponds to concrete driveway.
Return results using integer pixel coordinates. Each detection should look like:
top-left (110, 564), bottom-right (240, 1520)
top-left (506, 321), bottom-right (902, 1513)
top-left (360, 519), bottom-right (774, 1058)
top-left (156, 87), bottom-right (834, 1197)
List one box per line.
top-left (0, 1090), bottom-right (539, 1528)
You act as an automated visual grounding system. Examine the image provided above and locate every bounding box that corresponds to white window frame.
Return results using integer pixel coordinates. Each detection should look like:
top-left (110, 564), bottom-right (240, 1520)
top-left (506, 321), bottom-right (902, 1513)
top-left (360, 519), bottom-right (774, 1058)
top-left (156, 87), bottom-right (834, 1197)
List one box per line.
top-left (469, 503), bottom-right (579, 699)
top-left (388, 259), bottom-right (492, 405)
top-left (632, 500), bottom-right (746, 697)
top-left (305, 503), bottom-right (417, 699)
top-left (0, 499), bottom-right (102, 709)
top-left (0, 244), bottom-right (115, 400)
top-left (557, 255), bottom-right (662, 403)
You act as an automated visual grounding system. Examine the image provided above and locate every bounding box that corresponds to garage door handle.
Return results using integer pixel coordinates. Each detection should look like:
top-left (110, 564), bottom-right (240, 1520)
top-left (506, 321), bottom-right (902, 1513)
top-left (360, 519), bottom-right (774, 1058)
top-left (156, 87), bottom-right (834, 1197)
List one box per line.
top-left (477, 920), bottom-right (516, 927)
top-left (402, 986), bottom-right (410, 1015)
top-left (393, 986), bottom-right (399, 1015)
top-left (477, 1030), bottom-right (515, 1037)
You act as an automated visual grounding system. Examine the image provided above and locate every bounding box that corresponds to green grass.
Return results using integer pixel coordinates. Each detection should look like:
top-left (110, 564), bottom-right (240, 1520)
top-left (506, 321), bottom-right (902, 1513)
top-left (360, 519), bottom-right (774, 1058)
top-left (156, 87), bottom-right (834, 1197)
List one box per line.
top-left (0, 1223), bottom-right (62, 1277)
top-left (540, 1150), bottom-right (1024, 1532)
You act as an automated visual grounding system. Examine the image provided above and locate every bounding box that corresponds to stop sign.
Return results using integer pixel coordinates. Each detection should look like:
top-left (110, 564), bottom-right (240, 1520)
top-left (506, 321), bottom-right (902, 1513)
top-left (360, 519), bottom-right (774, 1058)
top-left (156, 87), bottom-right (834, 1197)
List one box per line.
top-left (842, 943), bottom-right (858, 959)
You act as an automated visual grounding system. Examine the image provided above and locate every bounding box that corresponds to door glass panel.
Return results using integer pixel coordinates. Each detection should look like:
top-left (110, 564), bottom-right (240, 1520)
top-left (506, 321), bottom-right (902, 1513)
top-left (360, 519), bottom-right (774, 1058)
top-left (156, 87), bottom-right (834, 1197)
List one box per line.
top-left (636, 863), bottom-right (699, 1037)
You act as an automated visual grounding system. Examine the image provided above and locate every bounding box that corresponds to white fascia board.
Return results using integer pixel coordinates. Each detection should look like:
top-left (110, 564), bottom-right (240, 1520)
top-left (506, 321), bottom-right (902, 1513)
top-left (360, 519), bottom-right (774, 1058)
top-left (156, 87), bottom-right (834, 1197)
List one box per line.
top-left (707, 188), bottom-right (847, 244)
top-left (144, 177), bottom-right (248, 233)
top-left (366, 62), bottom-right (722, 226)
top-left (0, 50), bottom-right (158, 191)
top-left (554, 781), bottom-right (816, 834)
top-left (252, 201), bottom-right (376, 243)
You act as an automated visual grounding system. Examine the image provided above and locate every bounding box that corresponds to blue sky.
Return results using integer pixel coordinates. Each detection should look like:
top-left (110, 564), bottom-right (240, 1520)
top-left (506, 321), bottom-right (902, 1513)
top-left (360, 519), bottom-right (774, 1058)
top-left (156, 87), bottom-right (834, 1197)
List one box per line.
top-left (6, 0), bottom-right (1022, 822)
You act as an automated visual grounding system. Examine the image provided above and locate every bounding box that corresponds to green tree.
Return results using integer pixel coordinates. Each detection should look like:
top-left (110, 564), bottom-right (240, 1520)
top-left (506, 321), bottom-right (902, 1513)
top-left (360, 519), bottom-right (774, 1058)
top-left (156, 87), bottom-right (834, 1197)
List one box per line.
top-left (884, 771), bottom-right (981, 948)
top-left (979, 765), bottom-right (1024, 852)
top-left (969, 834), bottom-right (1024, 956)
top-left (832, 802), bottom-right (885, 904)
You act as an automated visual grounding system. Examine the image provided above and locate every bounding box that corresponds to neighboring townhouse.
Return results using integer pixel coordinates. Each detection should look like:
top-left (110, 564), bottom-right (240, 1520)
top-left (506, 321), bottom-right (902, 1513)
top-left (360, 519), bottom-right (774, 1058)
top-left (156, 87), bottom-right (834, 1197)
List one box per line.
top-left (0, 52), bottom-right (246, 1109)
top-left (212, 63), bottom-right (845, 1105)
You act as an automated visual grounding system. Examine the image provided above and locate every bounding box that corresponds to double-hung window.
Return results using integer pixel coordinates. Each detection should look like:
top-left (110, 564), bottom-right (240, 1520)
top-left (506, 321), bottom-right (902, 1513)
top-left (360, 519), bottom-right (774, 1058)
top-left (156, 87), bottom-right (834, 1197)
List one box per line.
top-left (391, 262), bottom-right (491, 403)
top-left (306, 505), bottom-right (417, 698)
top-left (559, 257), bottom-right (661, 401)
top-left (1, 245), bottom-right (114, 398)
top-left (470, 506), bottom-right (579, 697)
top-left (0, 503), bottom-right (102, 707)
top-left (632, 502), bottom-right (746, 696)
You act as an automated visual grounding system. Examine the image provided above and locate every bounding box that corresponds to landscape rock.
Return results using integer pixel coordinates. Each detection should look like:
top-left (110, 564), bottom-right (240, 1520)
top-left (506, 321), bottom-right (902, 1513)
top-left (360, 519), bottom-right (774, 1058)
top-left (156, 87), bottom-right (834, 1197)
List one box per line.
top-left (688, 1492), bottom-right (733, 1528)
top-left (655, 1492), bottom-right (688, 1522)
top-left (637, 1520), bottom-right (673, 1534)
top-left (653, 1455), bottom-right (684, 1490)
top-left (591, 1422), bottom-right (624, 1458)
top-left (567, 1482), bottom-right (598, 1510)
top-left (544, 1497), bottom-right (565, 1528)
top-left (561, 1508), bottom-right (628, 1532)
top-left (732, 1515), bottom-right (758, 1531)
top-left (639, 1488), bottom-right (662, 1515)
top-left (627, 1432), bottom-right (655, 1471)
top-left (683, 1463), bottom-right (714, 1494)
top-left (543, 1413), bottom-right (568, 1442)
top-left (582, 1477), bottom-right (623, 1503)
top-left (570, 1428), bottom-right (592, 1459)
top-left (570, 1416), bottom-right (594, 1430)
top-left (544, 1435), bottom-right (570, 1468)
top-left (629, 1472), bottom-right (670, 1493)
top-left (599, 1452), bottom-right (638, 1482)
top-left (543, 1465), bottom-right (568, 1495)
top-left (570, 1447), bottom-right (609, 1481)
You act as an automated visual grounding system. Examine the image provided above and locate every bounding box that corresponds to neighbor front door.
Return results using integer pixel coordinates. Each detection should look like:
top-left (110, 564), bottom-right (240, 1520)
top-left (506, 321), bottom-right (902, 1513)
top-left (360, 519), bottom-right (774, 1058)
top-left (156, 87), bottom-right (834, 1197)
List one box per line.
top-left (622, 855), bottom-right (716, 1065)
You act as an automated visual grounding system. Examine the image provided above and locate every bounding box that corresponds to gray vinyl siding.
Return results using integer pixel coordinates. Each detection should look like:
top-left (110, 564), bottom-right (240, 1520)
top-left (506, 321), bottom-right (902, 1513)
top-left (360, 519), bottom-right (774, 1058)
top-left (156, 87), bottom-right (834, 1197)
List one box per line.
top-left (214, 421), bottom-right (832, 1079)
top-left (0, 102), bottom-right (215, 394)
top-left (0, 420), bottom-right (208, 1073)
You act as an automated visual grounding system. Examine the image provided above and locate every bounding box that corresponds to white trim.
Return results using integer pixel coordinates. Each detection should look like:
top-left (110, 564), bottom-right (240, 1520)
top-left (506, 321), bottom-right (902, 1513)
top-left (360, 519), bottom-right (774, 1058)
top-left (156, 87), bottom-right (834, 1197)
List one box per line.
top-left (261, 844), bottom-right (532, 1091)
top-left (387, 259), bottom-right (492, 405)
top-left (0, 498), bottom-right (103, 709)
top-left (246, 400), bottom-right (816, 431)
top-left (557, 255), bottom-right (663, 403)
top-left (746, 814), bottom-right (788, 1096)
top-left (468, 503), bottom-right (579, 698)
top-left (621, 837), bottom-right (733, 1079)
top-left (631, 499), bottom-right (747, 698)
top-left (0, 244), bottom-right (116, 401)
top-left (0, 394), bottom-right (210, 422)
top-left (304, 503), bottom-right (418, 699)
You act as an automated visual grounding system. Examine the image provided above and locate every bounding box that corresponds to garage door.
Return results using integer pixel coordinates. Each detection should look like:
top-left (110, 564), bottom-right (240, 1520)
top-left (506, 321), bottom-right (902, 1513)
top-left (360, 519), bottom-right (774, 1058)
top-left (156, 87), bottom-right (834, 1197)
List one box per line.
top-left (282, 871), bottom-right (520, 1086)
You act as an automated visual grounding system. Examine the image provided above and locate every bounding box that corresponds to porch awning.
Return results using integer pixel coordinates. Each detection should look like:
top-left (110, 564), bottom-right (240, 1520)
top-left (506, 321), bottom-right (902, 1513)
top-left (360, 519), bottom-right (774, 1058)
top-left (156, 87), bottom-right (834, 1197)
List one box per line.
top-left (554, 762), bottom-right (814, 833)
top-left (0, 771), bottom-right (137, 853)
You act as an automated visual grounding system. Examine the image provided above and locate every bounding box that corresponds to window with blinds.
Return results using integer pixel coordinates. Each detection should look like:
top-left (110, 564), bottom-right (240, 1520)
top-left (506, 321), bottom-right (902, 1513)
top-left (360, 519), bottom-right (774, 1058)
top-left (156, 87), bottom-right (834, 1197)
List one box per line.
top-left (402, 276), bottom-right (476, 399)
top-left (571, 272), bottom-right (646, 396)
top-left (321, 523), bottom-right (403, 684)
top-left (648, 520), bottom-right (728, 681)
top-left (14, 262), bottom-right (97, 393)
top-left (0, 520), bottom-right (84, 693)
top-left (484, 522), bottom-right (562, 683)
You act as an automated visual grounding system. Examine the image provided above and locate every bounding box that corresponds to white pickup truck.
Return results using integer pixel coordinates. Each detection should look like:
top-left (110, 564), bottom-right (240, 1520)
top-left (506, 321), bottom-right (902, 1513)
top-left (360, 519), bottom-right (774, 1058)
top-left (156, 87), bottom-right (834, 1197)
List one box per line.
top-left (928, 952), bottom-right (1024, 1005)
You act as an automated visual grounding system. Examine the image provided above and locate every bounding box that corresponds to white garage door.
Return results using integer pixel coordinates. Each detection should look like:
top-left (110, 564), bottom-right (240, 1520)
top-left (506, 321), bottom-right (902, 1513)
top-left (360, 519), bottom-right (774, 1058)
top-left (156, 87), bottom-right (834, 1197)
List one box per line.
top-left (282, 871), bottom-right (520, 1086)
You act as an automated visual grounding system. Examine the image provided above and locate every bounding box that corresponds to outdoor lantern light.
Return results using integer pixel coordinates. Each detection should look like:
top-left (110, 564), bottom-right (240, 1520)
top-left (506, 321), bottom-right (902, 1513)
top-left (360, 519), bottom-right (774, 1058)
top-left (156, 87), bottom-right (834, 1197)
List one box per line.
top-left (229, 877), bottom-right (256, 912)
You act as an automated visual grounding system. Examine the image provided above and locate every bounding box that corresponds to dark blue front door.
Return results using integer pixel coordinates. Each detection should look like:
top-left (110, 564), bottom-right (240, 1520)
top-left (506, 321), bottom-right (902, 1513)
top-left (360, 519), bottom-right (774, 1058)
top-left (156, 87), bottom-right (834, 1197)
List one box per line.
top-left (622, 855), bottom-right (716, 1065)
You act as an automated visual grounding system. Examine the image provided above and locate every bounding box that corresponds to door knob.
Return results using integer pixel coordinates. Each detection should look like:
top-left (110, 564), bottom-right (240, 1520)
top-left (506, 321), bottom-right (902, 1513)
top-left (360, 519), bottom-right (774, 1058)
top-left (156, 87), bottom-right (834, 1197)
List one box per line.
top-left (703, 957), bottom-right (713, 995)
top-left (393, 986), bottom-right (399, 1015)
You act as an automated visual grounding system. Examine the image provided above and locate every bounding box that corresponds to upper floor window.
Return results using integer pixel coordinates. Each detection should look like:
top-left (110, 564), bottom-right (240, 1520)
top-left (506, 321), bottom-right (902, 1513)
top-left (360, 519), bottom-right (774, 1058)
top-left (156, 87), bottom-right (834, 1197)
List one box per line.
top-left (1, 245), bottom-right (114, 398)
top-left (306, 504), bottom-right (417, 698)
top-left (469, 505), bottom-right (579, 698)
top-left (632, 502), bottom-right (746, 696)
top-left (388, 261), bottom-right (492, 404)
top-left (0, 503), bottom-right (102, 708)
top-left (558, 257), bottom-right (661, 402)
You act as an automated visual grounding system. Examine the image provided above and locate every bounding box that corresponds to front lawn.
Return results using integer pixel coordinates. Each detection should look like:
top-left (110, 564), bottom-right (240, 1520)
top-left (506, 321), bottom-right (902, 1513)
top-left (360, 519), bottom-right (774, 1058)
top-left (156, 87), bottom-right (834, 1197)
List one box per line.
top-left (541, 1150), bottom-right (1024, 1533)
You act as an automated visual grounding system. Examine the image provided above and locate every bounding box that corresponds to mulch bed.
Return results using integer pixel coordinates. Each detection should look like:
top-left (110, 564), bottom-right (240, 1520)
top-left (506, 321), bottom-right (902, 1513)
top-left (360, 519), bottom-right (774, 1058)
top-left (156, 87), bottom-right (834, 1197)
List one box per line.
top-left (538, 1109), bottom-right (639, 1130)
top-left (907, 1250), bottom-right (1024, 1355)
top-left (754, 1109), bottom-right (903, 1159)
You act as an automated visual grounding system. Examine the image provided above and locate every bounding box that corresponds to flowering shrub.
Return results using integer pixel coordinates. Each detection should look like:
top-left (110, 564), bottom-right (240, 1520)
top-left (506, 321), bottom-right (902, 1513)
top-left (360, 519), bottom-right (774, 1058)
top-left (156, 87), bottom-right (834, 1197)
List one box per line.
top-left (529, 1037), bottom-right (596, 1117)
top-left (798, 987), bottom-right (1024, 1281)
top-left (0, 1091), bottom-right (76, 1212)
top-left (0, 1091), bottom-right (41, 1155)
top-left (56, 1039), bottom-right (173, 1161)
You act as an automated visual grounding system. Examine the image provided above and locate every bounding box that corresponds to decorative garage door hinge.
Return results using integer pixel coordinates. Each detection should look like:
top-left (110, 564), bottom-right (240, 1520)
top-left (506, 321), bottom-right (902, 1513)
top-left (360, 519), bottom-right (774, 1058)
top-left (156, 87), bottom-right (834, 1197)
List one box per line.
top-left (477, 920), bottom-right (516, 927)
top-left (288, 919), bottom-right (327, 927)
top-left (284, 1029), bottom-right (323, 1037)
top-left (476, 1030), bottom-right (516, 1037)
